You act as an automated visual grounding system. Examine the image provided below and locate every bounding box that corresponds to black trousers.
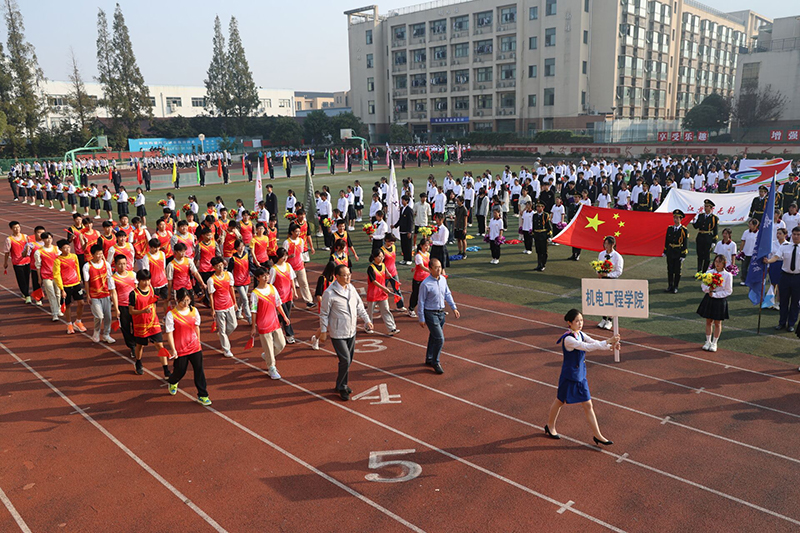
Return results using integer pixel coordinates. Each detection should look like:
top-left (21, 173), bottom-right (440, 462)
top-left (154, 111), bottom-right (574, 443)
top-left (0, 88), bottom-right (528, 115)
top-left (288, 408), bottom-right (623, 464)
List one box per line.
top-left (477, 215), bottom-right (486, 235)
top-left (523, 231), bottom-right (533, 251)
top-left (387, 276), bottom-right (404, 309)
top-left (572, 247), bottom-right (582, 259)
top-left (30, 268), bottom-right (40, 293)
top-left (371, 238), bottom-right (384, 255)
top-left (332, 336), bottom-right (356, 391)
top-left (280, 301), bottom-right (294, 337)
top-left (168, 351), bottom-right (208, 398)
top-left (779, 273), bottom-right (800, 327)
top-left (410, 279), bottom-right (423, 311)
top-left (465, 200), bottom-right (473, 224)
top-left (696, 235), bottom-right (714, 273)
top-left (13, 264), bottom-right (30, 297)
top-left (119, 307), bottom-right (136, 351)
top-left (431, 244), bottom-right (449, 268)
top-left (400, 233), bottom-right (413, 262)
top-left (666, 253), bottom-right (683, 289)
top-left (490, 240), bottom-right (501, 260)
top-left (534, 234), bottom-right (548, 267)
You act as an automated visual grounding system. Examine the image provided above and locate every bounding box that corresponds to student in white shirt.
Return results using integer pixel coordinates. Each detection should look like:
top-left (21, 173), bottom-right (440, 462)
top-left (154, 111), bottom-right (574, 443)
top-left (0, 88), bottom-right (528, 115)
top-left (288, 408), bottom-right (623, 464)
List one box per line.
top-left (782, 203), bottom-right (800, 231)
top-left (713, 228), bottom-right (737, 267)
top-left (739, 218), bottom-right (760, 285)
top-left (597, 186), bottom-right (612, 209)
top-left (615, 183), bottom-right (631, 209)
top-left (696, 254), bottom-right (734, 352)
top-left (551, 197), bottom-right (566, 227)
top-left (487, 208), bottom-right (504, 264)
top-left (596, 235), bottom-right (624, 330)
top-left (370, 210), bottom-right (389, 254)
top-left (680, 173), bottom-right (694, 191)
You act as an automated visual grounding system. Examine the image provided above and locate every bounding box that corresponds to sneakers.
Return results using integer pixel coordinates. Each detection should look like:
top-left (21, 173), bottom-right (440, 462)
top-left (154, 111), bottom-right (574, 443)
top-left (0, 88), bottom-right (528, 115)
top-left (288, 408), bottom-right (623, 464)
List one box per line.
top-left (708, 342), bottom-right (718, 352)
top-left (739, 281), bottom-right (747, 286)
top-left (598, 319), bottom-right (608, 329)
top-left (198, 396), bottom-right (212, 406)
top-left (267, 366), bottom-right (281, 380)
top-left (310, 335), bottom-right (319, 350)
top-left (102, 335), bottom-right (116, 344)
top-left (388, 329), bottom-right (400, 336)
top-left (52, 315), bottom-right (59, 322)
top-left (59, 208), bottom-right (66, 212)
top-left (223, 351), bottom-right (234, 358)
top-left (168, 383), bottom-right (178, 395)
top-left (236, 311), bottom-right (243, 320)
top-left (91, 332), bottom-right (101, 343)
top-left (603, 320), bottom-right (613, 331)
top-left (74, 320), bottom-right (87, 332)
top-left (67, 323), bottom-right (75, 334)
top-left (135, 359), bottom-right (144, 375)
top-left (34, 299), bottom-right (43, 306)
top-left (408, 310), bottom-right (417, 318)
top-left (701, 340), bottom-right (711, 351)
top-left (24, 296), bottom-right (32, 304)
top-left (286, 336), bottom-right (296, 344)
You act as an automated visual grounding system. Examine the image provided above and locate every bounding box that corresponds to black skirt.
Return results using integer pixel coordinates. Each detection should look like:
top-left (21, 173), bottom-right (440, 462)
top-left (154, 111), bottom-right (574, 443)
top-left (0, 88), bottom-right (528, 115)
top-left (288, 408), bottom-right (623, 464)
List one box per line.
top-left (79, 196), bottom-right (89, 207)
top-left (117, 202), bottom-right (129, 216)
top-left (67, 193), bottom-right (77, 205)
top-left (696, 294), bottom-right (729, 321)
top-left (431, 244), bottom-right (450, 268)
top-left (103, 199), bottom-right (112, 211)
top-left (137, 205), bottom-right (147, 217)
top-left (90, 197), bottom-right (100, 210)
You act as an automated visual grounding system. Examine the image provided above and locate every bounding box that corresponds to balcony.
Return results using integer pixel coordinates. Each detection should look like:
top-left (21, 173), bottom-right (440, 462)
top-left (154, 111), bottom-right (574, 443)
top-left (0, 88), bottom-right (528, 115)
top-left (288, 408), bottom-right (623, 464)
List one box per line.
top-left (496, 79), bottom-right (516, 88)
top-left (392, 64), bottom-right (407, 73)
top-left (409, 34), bottom-right (426, 46)
top-left (451, 57), bottom-right (468, 66)
top-left (473, 82), bottom-right (492, 90)
top-left (431, 110), bottom-right (449, 119)
top-left (496, 108), bottom-right (516, 116)
top-left (497, 22), bottom-right (516, 33)
top-left (394, 112), bottom-right (409, 120)
top-left (392, 39), bottom-right (407, 48)
top-left (393, 88), bottom-right (408, 97)
top-left (430, 58), bottom-right (447, 68)
top-left (431, 85), bottom-right (448, 93)
top-left (410, 62), bottom-right (426, 71)
top-left (410, 86), bottom-right (427, 95)
top-left (473, 108), bottom-right (492, 117)
top-left (451, 29), bottom-right (468, 40)
top-left (411, 112), bottom-right (427, 120)
top-left (496, 51), bottom-right (516, 61)
top-left (429, 31), bottom-right (447, 42)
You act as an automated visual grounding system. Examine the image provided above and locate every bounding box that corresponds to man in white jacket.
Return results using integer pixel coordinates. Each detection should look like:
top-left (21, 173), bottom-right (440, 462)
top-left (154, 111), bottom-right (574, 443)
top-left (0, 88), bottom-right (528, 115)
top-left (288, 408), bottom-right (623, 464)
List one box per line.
top-left (319, 265), bottom-right (374, 401)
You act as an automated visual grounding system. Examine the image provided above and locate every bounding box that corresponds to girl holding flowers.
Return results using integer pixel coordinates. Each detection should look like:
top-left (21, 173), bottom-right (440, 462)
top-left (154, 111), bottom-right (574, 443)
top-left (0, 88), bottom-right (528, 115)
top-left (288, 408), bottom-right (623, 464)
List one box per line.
top-left (592, 236), bottom-right (624, 330)
top-left (696, 254), bottom-right (733, 352)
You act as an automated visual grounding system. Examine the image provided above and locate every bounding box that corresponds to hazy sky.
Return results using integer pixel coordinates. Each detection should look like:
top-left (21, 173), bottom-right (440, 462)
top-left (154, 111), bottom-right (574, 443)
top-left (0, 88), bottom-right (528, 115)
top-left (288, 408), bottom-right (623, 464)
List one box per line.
top-left (11, 0), bottom-right (797, 93)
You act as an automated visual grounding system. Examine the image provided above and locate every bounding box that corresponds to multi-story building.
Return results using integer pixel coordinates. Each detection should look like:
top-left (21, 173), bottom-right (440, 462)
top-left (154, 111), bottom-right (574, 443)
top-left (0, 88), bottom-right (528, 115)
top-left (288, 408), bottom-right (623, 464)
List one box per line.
top-left (345, 0), bottom-right (766, 140)
top-left (43, 81), bottom-right (297, 129)
top-left (295, 91), bottom-right (336, 111)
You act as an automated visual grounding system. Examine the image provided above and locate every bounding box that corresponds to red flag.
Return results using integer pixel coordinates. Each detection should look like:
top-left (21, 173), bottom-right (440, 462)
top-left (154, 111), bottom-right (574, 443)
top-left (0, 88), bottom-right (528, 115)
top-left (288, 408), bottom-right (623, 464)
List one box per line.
top-left (264, 154), bottom-right (268, 174)
top-left (426, 147), bottom-right (431, 160)
top-left (157, 347), bottom-right (170, 359)
top-left (217, 159), bottom-right (222, 177)
top-left (111, 319), bottom-right (120, 331)
top-left (553, 205), bottom-right (694, 257)
top-left (108, 167), bottom-right (113, 181)
top-left (136, 162), bottom-right (143, 185)
top-left (32, 288), bottom-right (43, 300)
top-left (60, 301), bottom-right (66, 314)
top-left (210, 321), bottom-right (217, 333)
top-left (241, 157), bottom-right (246, 175)
top-left (244, 336), bottom-right (254, 350)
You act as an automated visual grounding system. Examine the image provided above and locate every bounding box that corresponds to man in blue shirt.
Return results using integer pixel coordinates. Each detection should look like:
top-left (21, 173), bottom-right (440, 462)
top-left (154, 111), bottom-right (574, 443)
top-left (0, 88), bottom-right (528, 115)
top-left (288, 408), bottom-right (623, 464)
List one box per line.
top-left (417, 258), bottom-right (460, 374)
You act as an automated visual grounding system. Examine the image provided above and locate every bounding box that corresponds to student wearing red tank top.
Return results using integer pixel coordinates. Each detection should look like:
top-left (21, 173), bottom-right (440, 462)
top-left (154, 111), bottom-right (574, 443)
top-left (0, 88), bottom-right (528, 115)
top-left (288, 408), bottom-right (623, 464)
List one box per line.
top-left (165, 288), bottom-right (211, 405)
top-left (208, 256), bottom-right (238, 358)
top-left (283, 223), bottom-right (314, 307)
top-left (366, 250), bottom-right (399, 335)
top-left (3, 221), bottom-right (32, 302)
top-left (408, 239), bottom-right (432, 318)
top-left (381, 234), bottom-right (407, 312)
top-left (82, 244), bottom-right (116, 344)
top-left (227, 239), bottom-right (252, 324)
top-left (129, 270), bottom-right (170, 377)
top-left (54, 239), bottom-right (86, 334)
top-left (110, 255), bottom-right (137, 357)
top-left (250, 267), bottom-right (291, 380)
top-left (268, 248), bottom-right (297, 343)
top-left (34, 232), bottom-right (61, 320)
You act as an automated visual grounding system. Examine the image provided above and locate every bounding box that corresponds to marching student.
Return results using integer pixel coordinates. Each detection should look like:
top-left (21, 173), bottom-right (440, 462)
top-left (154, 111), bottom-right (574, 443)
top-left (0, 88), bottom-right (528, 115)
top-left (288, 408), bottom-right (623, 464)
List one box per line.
top-left (171, 221), bottom-right (197, 262)
top-left (129, 269), bottom-right (170, 377)
top-left (134, 187), bottom-right (147, 227)
top-left (250, 266), bottom-right (290, 380)
top-left (227, 239), bottom-right (252, 323)
top-left (663, 209), bottom-right (689, 293)
top-left (117, 186), bottom-right (129, 219)
top-left (544, 309), bottom-right (620, 445)
top-left (111, 254), bottom-right (138, 358)
top-left (207, 256), bottom-right (238, 358)
top-left (269, 248), bottom-right (297, 344)
top-left (89, 183), bottom-right (101, 218)
top-left (129, 217), bottom-right (150, 271)
top-left (739, 218), bottom-right (760, 286)
top-left (370, 210), bottom-right (389, 255)
top-left (222, 219), bottom-right (241, 260)
top-left (366, 249), bottom-right (400, 335)
top-left (251, 223), bottom-right (271, 268)
top-left (408, 239), bottom-right (432, 318)
top-left (82, 244), bottom-right (116, 344)
top-left (696, 254), bottom-right (733, 352)
top-left (414, 192), bottom-right (431, 247)
top-left (3, 221), bottom-right (32, 303)
top-left (429, 212), bottom-right (450, 270)
top-left (79, 218), bottom-right (101, 268)
top-left (381, 234), bottom-right (407, 312)
top-left (34, 232), bottom-right (60, 320)
top-left (165, 287), bottom-right (212, 405)
top-left (97, 220), bottom-right (117, 259)
top-left (596, 236), bottom-right (624, 331)
top-left (53, 239), bottom-right (87, 334)
top-left (487, 207), bottom-right (504, 265)
top-left (166, 242), bottom-right (204, 306)
top-left (154, 218), bottom-right (174, 264)
top-left (284, 223), bottom-right (314, 308)
top-left (142, 238), bottom-right (170, 316)
top-left (310, 261), bottom-right (336, 350)
top-left (331, 219), bottom-right (359, 266)
top-left (532, 201), bottom-right (552, 272)
top-left (106, 230), bottom-right (135, 270)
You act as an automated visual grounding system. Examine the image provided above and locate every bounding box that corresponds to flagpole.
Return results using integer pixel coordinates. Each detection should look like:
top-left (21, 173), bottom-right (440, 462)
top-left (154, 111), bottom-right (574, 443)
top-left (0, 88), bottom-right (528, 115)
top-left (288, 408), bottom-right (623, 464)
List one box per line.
top-left (756, 266), bottom-right (766, 334)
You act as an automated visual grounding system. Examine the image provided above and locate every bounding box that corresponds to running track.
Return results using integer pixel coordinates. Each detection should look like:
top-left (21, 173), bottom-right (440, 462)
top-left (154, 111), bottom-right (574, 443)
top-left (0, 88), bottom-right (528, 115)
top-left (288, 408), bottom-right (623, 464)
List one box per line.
top-left (1, 192), bottom-right (800, 532)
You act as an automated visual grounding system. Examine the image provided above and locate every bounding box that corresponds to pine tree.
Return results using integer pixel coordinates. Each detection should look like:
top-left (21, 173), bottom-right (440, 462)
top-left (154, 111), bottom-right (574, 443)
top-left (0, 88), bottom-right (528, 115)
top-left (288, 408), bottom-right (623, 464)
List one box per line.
top-left (0, 42), bottom-right (15, 142)
top-left (96, 8), bottom-right (121, 141)
top-left (3, 0), bottom-right (45, 139)
top-left (226, 16), bottom-right (259, 132)
top-left (204, 15), bottom-right (230, 118)
top-left (110, 3), bottom-right (152, 136)
top-left (66, 49), bottom-right (96, 133)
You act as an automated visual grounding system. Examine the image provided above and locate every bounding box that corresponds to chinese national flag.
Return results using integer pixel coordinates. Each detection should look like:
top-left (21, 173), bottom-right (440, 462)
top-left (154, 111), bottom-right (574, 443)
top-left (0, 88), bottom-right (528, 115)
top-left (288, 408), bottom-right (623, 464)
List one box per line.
top-left (217, 159), bottom-right (222, 177)
top-left (136, 162), bottom-right (143, 184)
top-left (553, 206), bottom-right (691, 257)
top-left (241, 157), bottom-right (245, 176)
top-left (108, 167), bottom-right (113, 181)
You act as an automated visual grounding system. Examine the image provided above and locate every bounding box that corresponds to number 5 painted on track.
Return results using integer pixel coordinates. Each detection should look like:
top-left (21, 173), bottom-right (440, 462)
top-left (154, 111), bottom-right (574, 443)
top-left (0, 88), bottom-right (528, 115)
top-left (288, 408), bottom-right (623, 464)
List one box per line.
top-left (365, 449), bottom-right (422, 483)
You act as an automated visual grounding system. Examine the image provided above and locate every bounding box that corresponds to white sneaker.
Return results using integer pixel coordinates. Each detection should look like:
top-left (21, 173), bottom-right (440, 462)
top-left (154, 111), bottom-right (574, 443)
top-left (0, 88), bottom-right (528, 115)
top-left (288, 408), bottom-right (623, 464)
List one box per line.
top-left (236, 312), bottom-right (243, 320)
top-left (58, 311), bottom-right (63, 317)
top-left (267, 366), bottom-right (281, 379)
top-left (388, 329), bottom-right (400, 336)
top-left (224, 351), bottom-right (234, 358)
top-left (702, 340), bottom-right (711, 351)
top-left (408, 310), bottom-right (417, 318)
top-left (603, 321), bottom-right (613, 330)
top-left (310, 335), bottom-right (319, 350)
top-left (35, 299), bottom-right (43, 306)
top-left (52, 315), bottom-right (59, 322)
top-left (91, 332), bottom-right (100, 343)
top-left (597, 319), bottom-right (607, 329)
top-left (59, 208), bottom-right (66, 212)
top-left (102, 335), bottom-right (116, 344)
top-left (708, 342), bottom-right (718, 352)
top-left (286, 336), bottom-right (296, 344)
top-left (94, 215), bottom-right (101, 219)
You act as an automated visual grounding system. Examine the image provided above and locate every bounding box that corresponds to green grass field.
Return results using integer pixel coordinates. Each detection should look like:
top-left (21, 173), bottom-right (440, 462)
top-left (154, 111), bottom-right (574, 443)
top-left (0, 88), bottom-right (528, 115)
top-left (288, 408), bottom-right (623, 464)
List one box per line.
top-left (139, 162), bottom-right (800, 366)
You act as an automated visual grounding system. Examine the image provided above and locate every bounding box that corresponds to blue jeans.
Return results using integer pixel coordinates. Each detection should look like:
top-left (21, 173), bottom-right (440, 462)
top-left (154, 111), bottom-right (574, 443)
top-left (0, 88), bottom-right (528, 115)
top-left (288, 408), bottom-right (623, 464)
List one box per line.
top-left (424, 309), bottom-right (446, 364)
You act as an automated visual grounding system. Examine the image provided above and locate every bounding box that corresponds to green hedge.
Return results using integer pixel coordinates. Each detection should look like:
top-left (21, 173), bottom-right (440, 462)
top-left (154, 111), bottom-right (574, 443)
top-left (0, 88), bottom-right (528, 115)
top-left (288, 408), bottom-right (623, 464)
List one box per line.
top-left (453, 130), bottom-right (594, 145)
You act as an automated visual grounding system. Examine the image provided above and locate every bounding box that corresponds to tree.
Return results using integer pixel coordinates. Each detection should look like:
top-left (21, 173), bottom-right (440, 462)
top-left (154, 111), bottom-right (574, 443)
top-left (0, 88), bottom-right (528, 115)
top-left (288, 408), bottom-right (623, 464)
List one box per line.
top-left (3, 0), bottom-right (45, 139)
top-left (270, 116), bottom-right (303, 147)
top-left (682, 93), bottom-right (730, 134)
top-left (66, 49), bottom-right (96, 133)
top-left (226, 17), bottom-right (259, 133)
top-left (390, 123), bottom-right (411, 143)
top-left (110, 4), bottom-right (152, 136)
top-left (0, 42), bottom-right (15, 148)
top-left (732, 82), bottom-right (788, 130)
top-left (204, 16), bottom-right (230, 118)
top-left (303, 110), bottom-right (332, 145)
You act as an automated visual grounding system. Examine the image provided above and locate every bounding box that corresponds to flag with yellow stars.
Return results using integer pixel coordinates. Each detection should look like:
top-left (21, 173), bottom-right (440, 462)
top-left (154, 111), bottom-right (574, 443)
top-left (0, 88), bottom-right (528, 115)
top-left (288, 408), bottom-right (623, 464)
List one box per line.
top-left (553, 205), bottom-right (690, 256)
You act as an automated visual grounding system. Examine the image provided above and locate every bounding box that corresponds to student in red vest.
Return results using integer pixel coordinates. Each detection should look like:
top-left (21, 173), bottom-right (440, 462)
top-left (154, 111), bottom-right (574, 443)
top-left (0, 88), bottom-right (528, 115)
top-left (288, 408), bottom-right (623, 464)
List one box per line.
top-left (79, 218), bottom-right (101, 266)
top-left (366, 249), bottom-right (400, 335)
top-left (165, 288), bottom-right (211, 406)
top-left (171, 220), bottom-right (197, 260)
top-left (268, 248), bottom-right (297, 344)
top-left (4, 221), bottom-right (32, 302)
top-left (239, 210), bottom-right (254, 249)
top-left (98, 220), bottom-right (116, 258)
top-left (54, 239), bottom-right (86, 334)
top-left (129, 216), bottom-right (150, 271)
top-left (143, 238), bottom-right (170, 316)
top-left (266, 216), bottom-right (279, 263)
top-left (381, 233), bottom-right (407, 312)
top-left (251, 223), bottom-right (271, 269)
top-left (26, 225), bottom-right (45, 305)
top-left (250, 266), bottom-right (290, 380)
top-left (83, 244), bottom-right (116, 344)
top-left (408, 239), bottom-right (432, 318)
top-left (331, 219), bottom-right (359, 267)
top-left (155, 218), bottom-right (174, 264)
top-left (106, 230), bottom-right (135, 270)
top-left (227, 239), bottom-right (252, 324)
top-left (294, 208), bottom-right (315, 260)
top-left (111, 254), bottom-right (137, 358)
top-left (222, 219), bottom-right (241, 260)
top-left (284, 223), bottom-right (314, 308)
top-left (34, 232), bottom-right (60, 320)
top-left (167, 242), bottom-right (204, 306)
top-left (208, 256), bottom-right (238, 358)
top-left (310, 261), bottom-right (336, 350)
top-left (129, 269), bottom-right (170, 377)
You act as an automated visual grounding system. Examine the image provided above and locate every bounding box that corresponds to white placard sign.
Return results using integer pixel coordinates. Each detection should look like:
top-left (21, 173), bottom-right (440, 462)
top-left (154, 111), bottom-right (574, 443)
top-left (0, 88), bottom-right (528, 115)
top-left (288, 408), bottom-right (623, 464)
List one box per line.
top-left (581, 278), bottom-right (649, 363)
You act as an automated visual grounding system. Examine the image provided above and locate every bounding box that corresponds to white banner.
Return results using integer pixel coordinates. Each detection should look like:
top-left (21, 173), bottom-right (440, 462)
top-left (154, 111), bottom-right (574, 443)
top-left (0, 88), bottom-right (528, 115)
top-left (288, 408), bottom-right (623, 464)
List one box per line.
top-left (254, 160), bottom-right (263, 210)
top-left (731, 158), bottom-right (793, 192)
top-left (656, 188), bottom-right (756, 224)
top-left (386, 160), bottom-right (401, 238)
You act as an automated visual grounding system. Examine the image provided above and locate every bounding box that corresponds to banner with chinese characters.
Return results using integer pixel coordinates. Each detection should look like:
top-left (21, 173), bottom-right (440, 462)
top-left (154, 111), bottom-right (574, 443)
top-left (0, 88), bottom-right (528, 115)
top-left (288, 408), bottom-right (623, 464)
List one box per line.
top-left (655, 188), bottom-right (756, 224)
top-left (659, 131), bottom-right (710, 142)
top-left (581, 278), bottom-right (649, 319)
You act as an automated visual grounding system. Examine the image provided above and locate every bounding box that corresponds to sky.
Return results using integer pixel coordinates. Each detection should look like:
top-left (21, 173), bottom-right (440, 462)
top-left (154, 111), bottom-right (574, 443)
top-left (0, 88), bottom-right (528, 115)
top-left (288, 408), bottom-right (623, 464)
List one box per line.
top-left (10, 0), bottom-right (797, 93)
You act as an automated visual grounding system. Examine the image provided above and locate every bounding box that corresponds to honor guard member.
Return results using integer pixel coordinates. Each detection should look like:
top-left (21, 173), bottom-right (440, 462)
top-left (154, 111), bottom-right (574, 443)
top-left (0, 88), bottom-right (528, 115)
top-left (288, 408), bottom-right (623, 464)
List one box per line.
top-left (749, 185), bottom-right (768, 219)
top-left (782, 173), bottom-right (798, 213)
top-left (692, 199), bottom-right (719, 273)
top-left (717, 171), bottom-right (734, 194)
top-left (532, 201), bottom-right (553, 272)
top-left (633, 182), bottom-right (654, 211)
top-left (664, 209), bottom-right (689, 293)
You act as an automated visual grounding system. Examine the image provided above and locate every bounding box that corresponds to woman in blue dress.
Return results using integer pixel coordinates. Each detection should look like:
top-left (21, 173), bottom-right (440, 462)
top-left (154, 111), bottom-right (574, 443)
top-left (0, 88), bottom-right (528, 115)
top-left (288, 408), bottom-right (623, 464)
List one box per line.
top-left (545, 308), bottom-right (620, 446)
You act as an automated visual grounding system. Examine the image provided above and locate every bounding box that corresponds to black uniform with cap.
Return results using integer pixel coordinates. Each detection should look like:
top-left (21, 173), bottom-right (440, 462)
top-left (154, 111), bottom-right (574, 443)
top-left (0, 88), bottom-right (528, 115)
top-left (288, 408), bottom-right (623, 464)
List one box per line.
top-left (664, 209), bottom-right (689, 293)
top-left (692, 199), bottom-right (719, 273)
top-left (532, 203), bottom-right (552, 271)
top-left (782, 174), bottom-right (798, 212)
top-left (749, 186), bottom-right (768, 219)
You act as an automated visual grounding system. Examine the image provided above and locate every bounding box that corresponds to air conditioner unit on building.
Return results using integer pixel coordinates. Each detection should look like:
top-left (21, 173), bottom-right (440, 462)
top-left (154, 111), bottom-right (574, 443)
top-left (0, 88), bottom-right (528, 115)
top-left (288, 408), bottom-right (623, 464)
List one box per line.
top-left (477, 111), bottom-right (483, 116)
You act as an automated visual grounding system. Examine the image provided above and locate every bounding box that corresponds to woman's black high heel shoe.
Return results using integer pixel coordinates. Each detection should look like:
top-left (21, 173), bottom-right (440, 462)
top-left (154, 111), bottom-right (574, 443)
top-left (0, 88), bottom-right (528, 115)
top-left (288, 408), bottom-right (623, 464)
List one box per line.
top-left (544, 425), bottom-right (560, 440)
top-left (593, 436), bottom-right (613, 446)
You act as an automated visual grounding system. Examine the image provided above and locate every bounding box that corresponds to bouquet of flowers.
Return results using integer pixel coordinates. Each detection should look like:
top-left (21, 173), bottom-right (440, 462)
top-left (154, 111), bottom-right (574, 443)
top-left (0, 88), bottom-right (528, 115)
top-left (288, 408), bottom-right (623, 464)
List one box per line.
top-left (725, 263), bottom-right (739, 277)
top-left (695, 271), bottom-right (724, 289)
top-left (735, 251), bottom-right (745, 261)
top-left (418, 226), bottom-right (432, 237)
top-left (362, 223), bottom-right (375, 236)
top-left (127, 197), bottom-right (135, 204)
top-left (182, 203), bottom-right (192, 212)
top-left (555, 221), bottom-right (567, 231)
top-left (112, 194), bottom-right (119, 201)
top-left (483, 234), bottom-right (506, 245)
top-left (322, 218), bottom-right (332, 228)
top-left (157, 199), bottom-right (167, 207)
top-left (698, 185), bottom-right (707, 193)
top-left (249, 211), bottom-right (257, 218)
top-left (590, 260), bottom-right (613, 273)
top-left (284, 212), bottom-right (297, 221)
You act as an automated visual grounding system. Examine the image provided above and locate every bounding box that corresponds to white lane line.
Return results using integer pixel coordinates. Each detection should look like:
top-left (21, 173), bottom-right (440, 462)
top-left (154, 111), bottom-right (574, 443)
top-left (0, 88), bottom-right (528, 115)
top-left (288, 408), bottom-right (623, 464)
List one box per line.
top-left (198, 341), bottom-right (625, 533)
top-left (0, 342), bottom-right (229, 533)
top-left (661, 416), bottom-right (672, 425)
top-left (695, 387), bottom-right (705, 394)
top-left (0, 290), bottom-right (426, 533)
top-left (0, 485), bottom-right (32, 533)
top-left (69, 406), bottom-right (90, 415)
top-left (557, 501), bottom-right (575, 514)
top-left (616, 453), bottom-right (630, 464)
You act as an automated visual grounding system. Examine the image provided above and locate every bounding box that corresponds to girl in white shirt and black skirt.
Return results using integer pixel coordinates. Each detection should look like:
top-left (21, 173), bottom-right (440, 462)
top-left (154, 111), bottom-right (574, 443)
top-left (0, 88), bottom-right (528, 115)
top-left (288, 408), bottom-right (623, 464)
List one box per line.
top-left (696, 254), bottom-right (734, 352)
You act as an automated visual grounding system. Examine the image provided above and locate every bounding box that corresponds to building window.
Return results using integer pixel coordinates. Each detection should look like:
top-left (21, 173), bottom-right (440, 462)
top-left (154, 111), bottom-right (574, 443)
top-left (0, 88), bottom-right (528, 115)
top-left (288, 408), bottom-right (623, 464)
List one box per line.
top-left (412, 49), bottom-right (426, 63)
top-left (584, 0), bottom-right (589, 12)
top-left (433, 46), bottom-right (447, 60)
top-left (476, 94), bottom-right (492, 109)
top-left (367, 77), bottom-right (374, 91)
top-left (454, 96), bottom-right (469, 110)
top-left (148, 97), bottom-right (156, 107)
top-left (366, 53), bottom-right (374, 68)
top-left (411, 23), bottom-right (425, 38)
top-left (500, 64), bottom-right (516, 80)
top-left (544, 88), bottom-right (555, 106)
top-left (500, 6), bottom-right (517, 23)
top-left (261, 98), bottom-right (271, 108)
top-left (474, 121), bottom-right (492, 131)
top-left (191, 97), bottom-right (206, 107)
top-left (48, 95), bottom-right (68, 107)
top-left (394, 75), bottom-right (407, 89)
top-left (475, 39), bottom-right (493, 55)
top-left (529, 36), bottom-right (538, 50)
top-left (454, 43), bottom-right (469, 58)
top-left (394, 50), bottom-right (407, 65)
top-left (500, 93), bottom-right (515, 107)
top-left (411, 74), bottom-right (426, 87)
top-left (545, 28), bottom-right (556, 47)
top-left (500, 36), bottom-right (516, 52)
top-left (414, 100), bottom-right (426, 112)
top-left (528, 94), bottom-right (537, 107)
top-left (476, 67), bottom-right (493, 82)
top-left (453, 69), bottom-right (469, 84)
top-left (581, 91), bottom-right (586, 105)
top-left (453, 15), bottom-right (468, 31)
top-left (395, 99), bottom-right (408, 113)
top-left (166, 97), bottom-right (182, 108)
top-left (296, 101), bottom-right (303, 111)
top-left (476, 11), bottom-right (492, 28)
top-left (366, 30), bottom-right (373, 44)
top-left (393, 25), bottom-right (406, 40)
top-left (583, 30), bottom-right (588, 44)
top-left (529, 6), bottom-right (538, 19)
top-left (430, 19), bottom-right (446, 34)
top-left (368, 100), bottom-right (375, 114)
top-left (741, 62), bottom-right (760, 87)
top-left (278, 99), bottom-right (290, 108)
top-left (430, 72), bottom-right (447, 86)
top-left (544, 58), bottom-right (555, 76)
top-left (582, 61), bottom-right (587, 74)
top-left (528, 65), bottom-right (538, 78)
top-left (546, 0), bottom-right (557, 16)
